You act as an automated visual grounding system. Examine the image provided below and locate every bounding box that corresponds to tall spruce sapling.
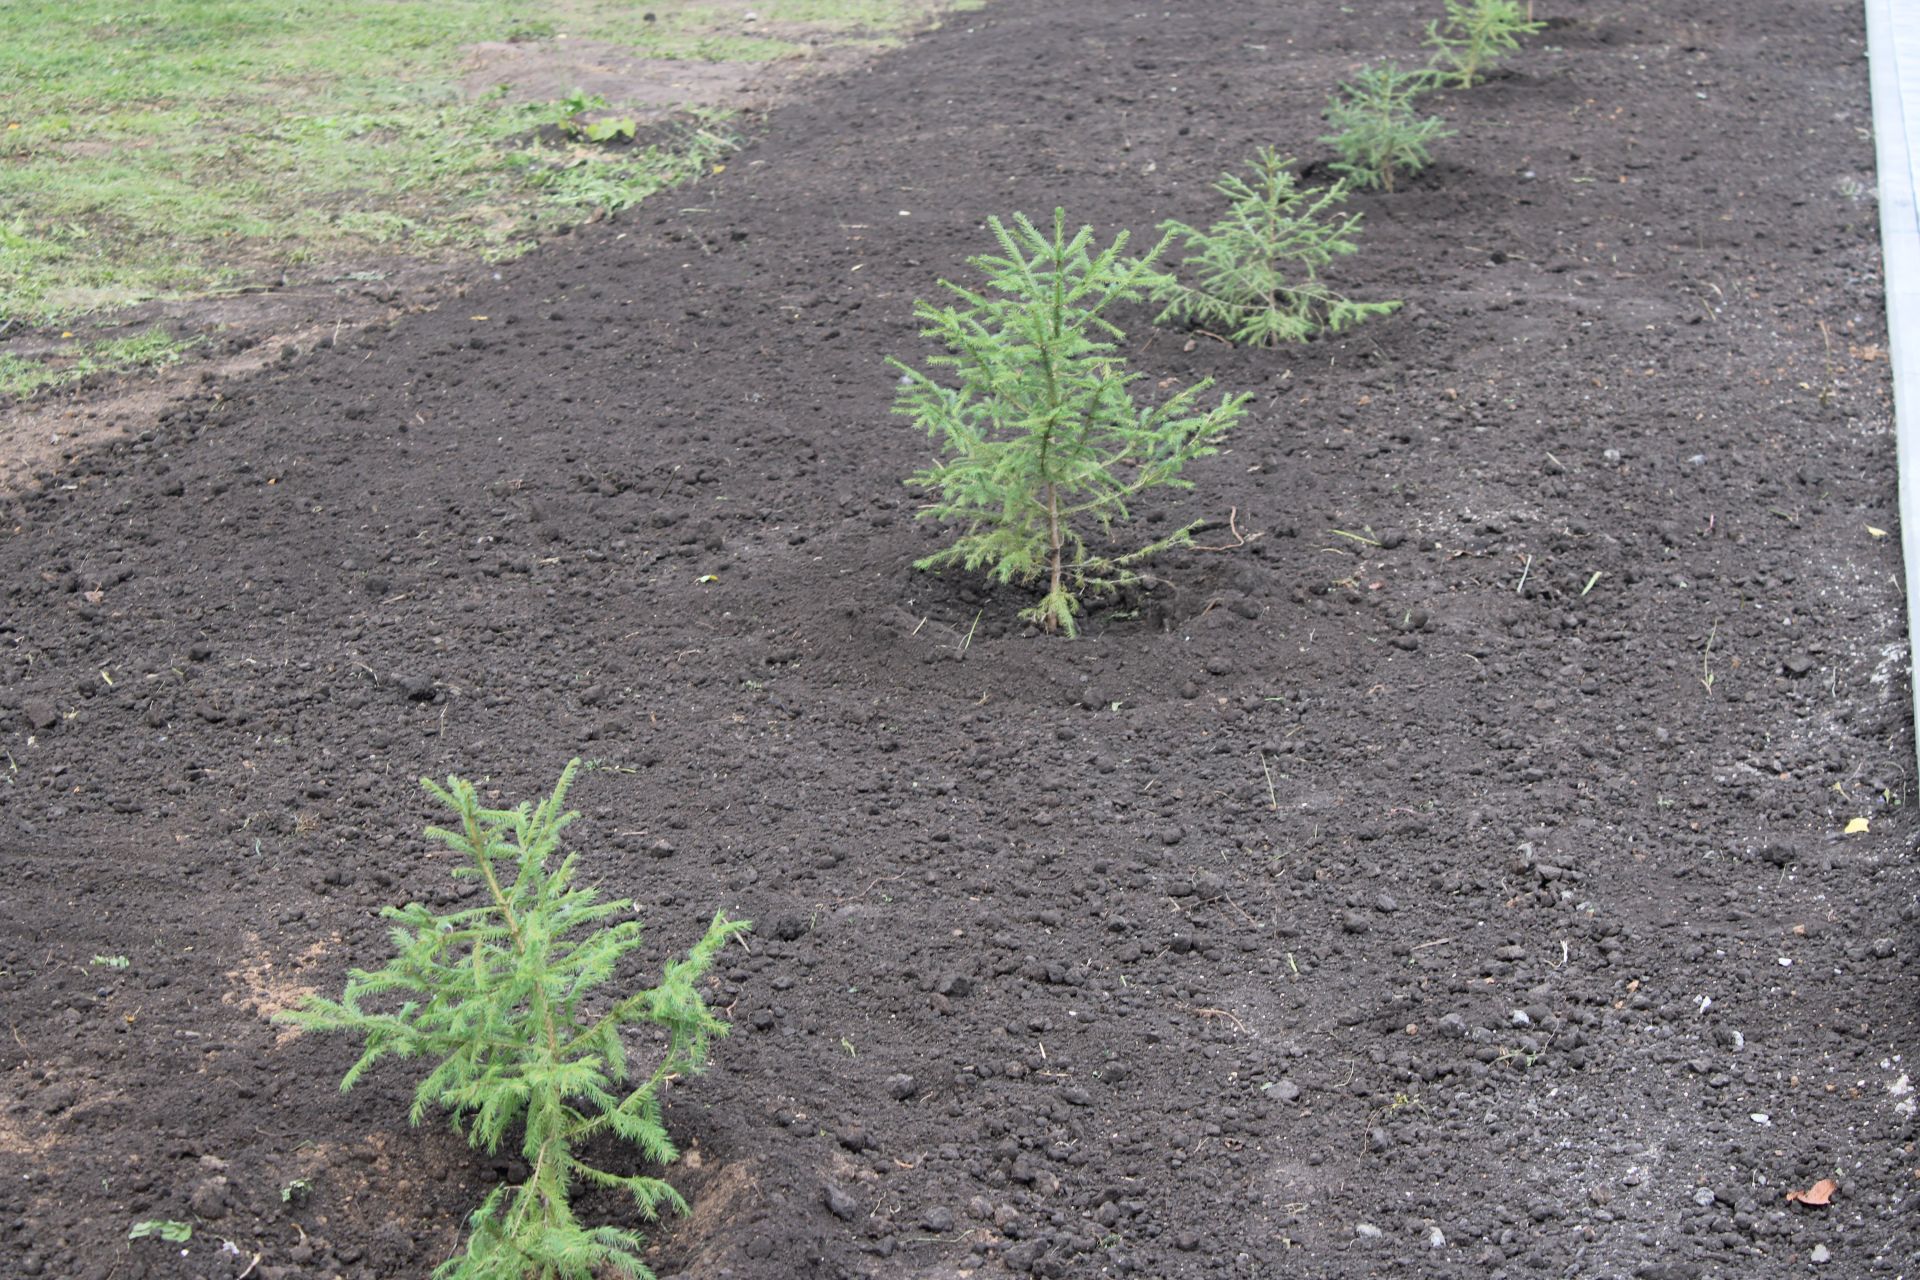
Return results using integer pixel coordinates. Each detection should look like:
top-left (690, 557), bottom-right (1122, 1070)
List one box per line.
top-left (892, 209), bottom-right (1247, 637)
top-left (1425, 0), bottom-right (1545, 88)
top-left (281, 761), bottom-right (750, 1280)
top-left (1145, 148), bottom-right (1400, 345)
top-left (1320, 65), bottom-right (1454, 193)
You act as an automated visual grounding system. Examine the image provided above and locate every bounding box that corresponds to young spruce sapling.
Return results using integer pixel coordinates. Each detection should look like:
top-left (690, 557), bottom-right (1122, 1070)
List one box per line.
top-left (1320, 65), bottom-right (1454, 193)
top-left (1425, 0), bottom-right (1545, 88)
top-left (282, 761), bottom-right (749, 1280)
top-left (1145, 148), bottom-right (1400, 344)
top-left (892, 210), bottom-right (1247, 637)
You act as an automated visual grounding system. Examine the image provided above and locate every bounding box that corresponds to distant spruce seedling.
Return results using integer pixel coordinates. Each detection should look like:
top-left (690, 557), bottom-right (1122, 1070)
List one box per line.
top-left (892, 209), bottom-right (1248, 636)
top-left (1320, 64), bottom-right (1455, 192)
top-left (1145, 148), bottom-right (1400, 344)
top-left (1425, 0), bottom-right (1545, 88)
top-left (282, 761), bottom-right (749, 1280)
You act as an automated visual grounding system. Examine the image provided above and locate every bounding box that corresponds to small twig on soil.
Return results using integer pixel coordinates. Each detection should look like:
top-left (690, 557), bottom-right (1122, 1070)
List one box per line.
top-left (1192, 506), bottom-right (1262, 552)
top-left (910, 616), bottom-right (928, 637)
top-left (1187, 1006), bottom-right (1249, 1034)
top-left (1409, 937), bottom-right (1454, 952)
top-left (1258, 751), bottom-right (1279, 810)
top-left (1818, 319), bottom-right (1838, 405)
top-left (1222, 896), bottom-right (1264, 928)
top-left (957, 610), bottom-right (981, 654)
top-left (1515, 554), bottom-right (1533, 594)
top-left (236, 1252), bottom-right (264, 1280)
top-left (1700, 623), bottom-right (1718, 694)
top-left (831, 874), bottom-right (905, 906)
top-left (1328, 528), bottom-right (1381, 548)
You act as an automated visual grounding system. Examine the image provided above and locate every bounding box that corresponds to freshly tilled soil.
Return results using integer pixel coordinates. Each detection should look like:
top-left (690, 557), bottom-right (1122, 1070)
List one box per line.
top-left (2, 1), bottom-right (1916, 1278)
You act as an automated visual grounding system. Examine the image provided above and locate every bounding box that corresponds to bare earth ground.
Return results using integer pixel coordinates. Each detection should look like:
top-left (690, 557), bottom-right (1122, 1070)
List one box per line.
top-left (3, 2), bottom-right (1919, 1280)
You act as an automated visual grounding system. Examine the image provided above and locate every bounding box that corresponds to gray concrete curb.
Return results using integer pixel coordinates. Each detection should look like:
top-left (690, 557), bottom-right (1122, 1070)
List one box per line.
top-left (1865, 0), bottom-right (1920, 774)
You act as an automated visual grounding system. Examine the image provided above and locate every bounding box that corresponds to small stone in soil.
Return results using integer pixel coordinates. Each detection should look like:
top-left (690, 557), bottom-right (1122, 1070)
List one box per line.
top-left (886, 1073), bottom-right (917, 1100)
top-left (188, 1176), bottom-right (230, 1219)
top-left (824, 1183), bottom-right (859, 1221)
top-left (394, 673), bottom-right (435, 701)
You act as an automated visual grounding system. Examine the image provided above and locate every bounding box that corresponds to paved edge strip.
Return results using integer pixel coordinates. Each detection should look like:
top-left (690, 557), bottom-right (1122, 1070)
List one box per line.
top-left (1865, 0), bottom-right (1920, 775)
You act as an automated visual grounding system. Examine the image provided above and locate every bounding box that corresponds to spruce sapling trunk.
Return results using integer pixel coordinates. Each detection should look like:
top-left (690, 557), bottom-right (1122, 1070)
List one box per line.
top-left (891, 209), bottom-right (1247, 636)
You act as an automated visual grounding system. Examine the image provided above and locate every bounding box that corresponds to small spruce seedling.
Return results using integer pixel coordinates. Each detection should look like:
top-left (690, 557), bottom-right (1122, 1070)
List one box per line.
top-left (1425, 0), bottom-right (1545, 88)
top-left (892, 209), bottom-right (1247, 636)
top-left (282, 761), bottom-right (749, 1280)
top-left (1320, 64), bottom-right (1454, 192)
top-left (1146, 149), bottom-right (1400, 344)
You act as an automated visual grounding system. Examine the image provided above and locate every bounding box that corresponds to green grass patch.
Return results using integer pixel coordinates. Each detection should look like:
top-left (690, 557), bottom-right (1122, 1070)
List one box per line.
top-left (0, 326), bottom-right (198, 400)
top-left (0, 0), bottom-right (961, 327)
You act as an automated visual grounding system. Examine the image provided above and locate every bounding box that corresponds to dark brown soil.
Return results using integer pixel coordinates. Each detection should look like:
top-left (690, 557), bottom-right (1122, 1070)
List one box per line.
top-left (3, 2), bottom-right (1916, 1278)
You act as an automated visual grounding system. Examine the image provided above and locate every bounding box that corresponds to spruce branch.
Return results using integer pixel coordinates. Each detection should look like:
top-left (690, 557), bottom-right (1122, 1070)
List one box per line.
top-left (281, 760), bottom-right (749, 1280)
top-left (1144, 149), bottom-right (1400, 345)
top-left (892, 209), bottom-right (1247, 636)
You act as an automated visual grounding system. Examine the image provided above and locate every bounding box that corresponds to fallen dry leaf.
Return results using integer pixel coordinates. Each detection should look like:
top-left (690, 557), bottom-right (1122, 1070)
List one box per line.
top-left (1844, 817), bottom-right (1870, 835)
top-left (1785, 1178), bottom-right (1837, 1207)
